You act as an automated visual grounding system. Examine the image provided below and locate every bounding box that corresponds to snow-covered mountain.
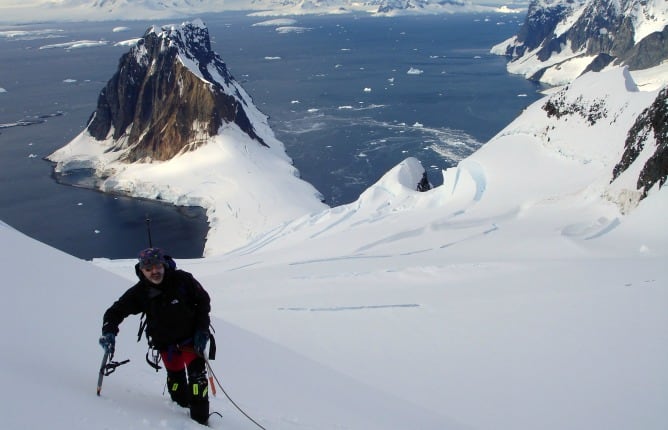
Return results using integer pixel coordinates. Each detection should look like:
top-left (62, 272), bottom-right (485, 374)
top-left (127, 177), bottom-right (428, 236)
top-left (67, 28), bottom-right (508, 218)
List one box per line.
top-left (71, 19), bottom-right (266, 162)
top-left (48, 20), bottom-right (327, 256)
top-left (489, 0), bottom-right (667, 199)
top-left (491, 0), bottom-right (668, 85)
top-left (0, 0), bottom-right (524, 23)
top-left (372, 0), bottom-right (510, 15)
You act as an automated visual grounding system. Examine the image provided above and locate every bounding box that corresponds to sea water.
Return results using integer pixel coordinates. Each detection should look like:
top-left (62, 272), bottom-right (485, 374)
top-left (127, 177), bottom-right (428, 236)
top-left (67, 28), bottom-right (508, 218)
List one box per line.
top-left (0, 12), bottom-right (541, 259)
top-left (211, 13), bottom-right (542, 204)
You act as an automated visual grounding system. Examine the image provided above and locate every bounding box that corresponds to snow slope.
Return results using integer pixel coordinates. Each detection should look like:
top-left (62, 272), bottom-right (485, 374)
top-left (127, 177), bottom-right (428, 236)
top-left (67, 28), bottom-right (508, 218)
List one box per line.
top-left (0, 221), bottom-right (465, 430)
top-left (1, 63), bottom-right (666, 429)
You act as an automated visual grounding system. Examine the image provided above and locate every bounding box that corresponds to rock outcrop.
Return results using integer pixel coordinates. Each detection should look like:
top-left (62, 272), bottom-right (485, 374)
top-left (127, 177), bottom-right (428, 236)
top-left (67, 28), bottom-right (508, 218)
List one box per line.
top-left (612, 87), bottom-right (668, 198)
top-left (86, 19), bottom-right (266, 163)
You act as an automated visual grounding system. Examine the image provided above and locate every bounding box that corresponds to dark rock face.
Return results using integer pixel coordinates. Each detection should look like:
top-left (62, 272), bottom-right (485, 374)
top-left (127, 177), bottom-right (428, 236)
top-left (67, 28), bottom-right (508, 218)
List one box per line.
top-left (505, 0), bottom-right (571, 59)
top-left (86, 21), bottom-right (266, 163)
top-left (542, 86), bottom-right (608, 126)
top-left (612, 87), bottom-right (668, 198)
top-left (416, 172), bottom-right (431, 192)
top-left (581, 53), bottom-right (616, 74)
top-left (500, 0), bottom-right (667, 80)
top-left (621, 26), bottom-right (668, 70)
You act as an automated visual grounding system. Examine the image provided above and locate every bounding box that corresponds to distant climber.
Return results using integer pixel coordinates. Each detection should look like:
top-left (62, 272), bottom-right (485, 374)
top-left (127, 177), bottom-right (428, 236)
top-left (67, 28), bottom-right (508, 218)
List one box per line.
top-left (417, 172), bottom-right (431, 192)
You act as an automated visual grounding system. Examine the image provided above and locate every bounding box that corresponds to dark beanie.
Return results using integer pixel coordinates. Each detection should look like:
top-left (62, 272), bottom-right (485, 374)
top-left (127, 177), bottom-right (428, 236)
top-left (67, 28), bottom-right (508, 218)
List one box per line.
top-left (138, 247), bottom-right (167, 269)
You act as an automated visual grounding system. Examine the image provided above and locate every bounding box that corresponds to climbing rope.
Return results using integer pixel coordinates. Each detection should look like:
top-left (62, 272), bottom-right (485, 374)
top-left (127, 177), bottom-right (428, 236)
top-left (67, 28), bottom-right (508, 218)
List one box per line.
top-left (180, 346), bottom-right (267, 430)
top-left (204, 357), bottom-right (267, 430)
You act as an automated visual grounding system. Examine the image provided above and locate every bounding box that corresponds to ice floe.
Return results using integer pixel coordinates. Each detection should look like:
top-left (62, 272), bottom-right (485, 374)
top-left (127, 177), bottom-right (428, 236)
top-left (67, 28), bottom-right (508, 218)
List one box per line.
top-left (252, 19), bottom-right (298, 27)
top-left (39, 40), bottom-right (108, 50)
top-left (276, 26), bottom-right (311, 34)
top-left (0, 29), bottom-right (64, 40)
top-left (114, 39), bottom-right (140, 47)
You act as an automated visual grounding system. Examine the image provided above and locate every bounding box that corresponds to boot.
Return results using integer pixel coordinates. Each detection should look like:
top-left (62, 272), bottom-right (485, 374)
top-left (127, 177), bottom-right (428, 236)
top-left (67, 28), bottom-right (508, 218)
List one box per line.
top-left (166, 369), bottom-right (189, 408)
top-left (189, 375), bottom-right (209, 425)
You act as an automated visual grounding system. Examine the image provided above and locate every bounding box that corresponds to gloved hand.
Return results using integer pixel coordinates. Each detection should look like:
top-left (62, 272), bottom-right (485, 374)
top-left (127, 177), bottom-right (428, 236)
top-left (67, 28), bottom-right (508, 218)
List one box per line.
top-left (99, 333), bottom-right (116, 354)
top-left (193, 330), bottom-right (209, 356)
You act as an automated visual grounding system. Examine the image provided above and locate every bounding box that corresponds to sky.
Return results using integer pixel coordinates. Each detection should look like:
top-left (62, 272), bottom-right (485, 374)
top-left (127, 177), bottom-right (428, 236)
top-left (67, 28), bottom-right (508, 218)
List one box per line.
top-left (1, 57), bottom-right (666, 430)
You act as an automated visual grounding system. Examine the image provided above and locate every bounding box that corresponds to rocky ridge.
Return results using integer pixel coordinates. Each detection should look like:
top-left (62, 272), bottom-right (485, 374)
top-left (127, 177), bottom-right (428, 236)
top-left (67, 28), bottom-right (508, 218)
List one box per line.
top-left (491, 0), bottom-right (666, 208)
top-left (612, 87), bottom-right (667, 199)
top-left (492, 0), bottom-right (668, 85)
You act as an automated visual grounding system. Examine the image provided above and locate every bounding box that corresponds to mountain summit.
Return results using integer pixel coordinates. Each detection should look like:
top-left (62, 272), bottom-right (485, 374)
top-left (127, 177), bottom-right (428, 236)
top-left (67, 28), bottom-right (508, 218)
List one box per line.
top-left (86, 19), bottom-right (265, 163)
top-left (492, 0), bottom-right (668, 85)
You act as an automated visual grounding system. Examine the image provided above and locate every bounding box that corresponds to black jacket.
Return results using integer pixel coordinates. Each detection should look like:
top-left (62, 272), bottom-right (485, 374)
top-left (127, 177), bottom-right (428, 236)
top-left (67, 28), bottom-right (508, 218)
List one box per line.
top-left (102, 263), bottom-right (211, 349)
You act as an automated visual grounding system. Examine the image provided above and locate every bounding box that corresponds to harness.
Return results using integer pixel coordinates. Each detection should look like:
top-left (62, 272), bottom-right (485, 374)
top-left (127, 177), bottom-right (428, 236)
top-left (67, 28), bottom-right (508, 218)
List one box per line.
top-left (138, 312), bottom-right (217, 372)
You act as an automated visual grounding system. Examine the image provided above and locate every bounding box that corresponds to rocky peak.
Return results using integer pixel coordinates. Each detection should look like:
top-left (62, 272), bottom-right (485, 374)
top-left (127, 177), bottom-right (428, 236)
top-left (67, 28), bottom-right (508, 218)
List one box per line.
top-left (86, 19), bottom-right (266, 163)
top-left (493, 0), bottom-right (668, 84)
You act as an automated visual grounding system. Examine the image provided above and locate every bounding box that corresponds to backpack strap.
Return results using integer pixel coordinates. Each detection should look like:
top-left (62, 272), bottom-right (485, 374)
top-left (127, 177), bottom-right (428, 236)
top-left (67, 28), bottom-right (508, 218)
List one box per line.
top-left (137, 285), bottom-right (163, 343)
top-left (137, 312), bottom-right (147, 342)
top-left (208, 333), bottom-right (216, 360)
